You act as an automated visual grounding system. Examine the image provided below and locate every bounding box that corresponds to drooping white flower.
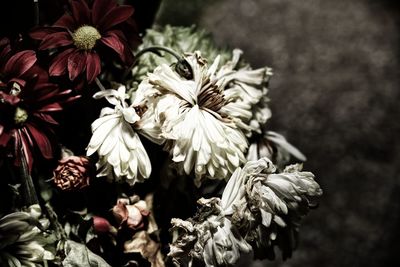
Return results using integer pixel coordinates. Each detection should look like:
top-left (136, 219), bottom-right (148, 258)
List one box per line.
top-left (169, 158), bottom-right (322, 266)
top-left (247, 131), bottom-right (307, 168)
top-left (169, 198), bottom-right (251, 267)
top-left (87, 85), bottom-right (151, 185)
top-left (134, 52), bottom-right (250, 186)
top-left (216, 49), bottom-right (273, 136)
top-left (221, 157), bottom-right (322, 260)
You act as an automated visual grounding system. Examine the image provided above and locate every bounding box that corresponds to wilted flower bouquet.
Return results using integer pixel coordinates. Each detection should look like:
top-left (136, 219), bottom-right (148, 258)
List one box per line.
top-left (0, 0), bottom-right (322, 266)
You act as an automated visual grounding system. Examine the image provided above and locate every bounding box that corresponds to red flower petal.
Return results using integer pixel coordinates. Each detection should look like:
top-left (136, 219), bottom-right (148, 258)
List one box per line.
top-left (54, 14), bottom-right (76, 29)
top-left (33, 113), bottom-right (58, 125)
top-left (26, 123), bottom-right (53, 159)
top-left (0, 91), bottom-right (20, 105)
top-left (49, 48), bottom-right (74, 76)
top-left (39, 32), bottom-right (73, 50)
top-left (71, 0), bottom-right (90, 26)
top-left (37, 102), bottom-right (63, 112)
top-left (30, 27), bottom-right (61, 40)
top-left (4, 50), bottom-right (37, 77)
top-left (33, 83), bottom-right (62, 103)
top-left (0, 38), bottom-right (11, 62)
top-left (100, 30), bottom-right (129, 63)
top-left (86, 52), bottom-right (101, 83)
top-left (92, 0), bottom-right (117, 26)
top-left (122, 18), bottom-right (141, 48)
top-left (68, 50), bottom-right (87, 81)
top-left (0, 130), bottom-right (11, 147)
top-left (98, 6), bottom-right (134, 31)
top-left (9, 78), bottom-right (26, 88)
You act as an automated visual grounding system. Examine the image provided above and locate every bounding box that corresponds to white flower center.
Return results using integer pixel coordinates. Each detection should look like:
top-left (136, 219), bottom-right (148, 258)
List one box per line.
top-left (14, 107), bottom-right (28, 125)
top-left (72, 25), bottom-right (101, 50)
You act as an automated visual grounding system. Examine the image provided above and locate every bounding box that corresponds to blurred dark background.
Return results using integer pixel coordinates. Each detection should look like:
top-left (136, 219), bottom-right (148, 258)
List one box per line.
top-left (157, 0), bottom-right (400, 266)
top-left (1, 0), bottom-right (399, 266)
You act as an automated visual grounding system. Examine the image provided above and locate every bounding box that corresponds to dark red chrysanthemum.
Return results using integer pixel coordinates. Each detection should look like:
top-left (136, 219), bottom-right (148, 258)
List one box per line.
top-left (0, 39), bottom-right (78, 172)
top-left (30, 0), bottom-right (140, 84)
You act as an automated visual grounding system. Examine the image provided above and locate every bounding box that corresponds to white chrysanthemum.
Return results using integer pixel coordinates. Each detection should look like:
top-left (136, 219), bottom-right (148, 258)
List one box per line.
top-left (0, 205), bottom-right (54, 267)
top-left (87, 85), bottom-right (151, 185)
top-left (134, 52), bottom-right (250, 186)
top-left (216, 49), bottom-right (273, 136)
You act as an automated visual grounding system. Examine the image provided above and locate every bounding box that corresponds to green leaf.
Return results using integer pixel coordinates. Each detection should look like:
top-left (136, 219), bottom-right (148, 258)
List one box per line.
top-left (62, 240), bottom-right (111, 267)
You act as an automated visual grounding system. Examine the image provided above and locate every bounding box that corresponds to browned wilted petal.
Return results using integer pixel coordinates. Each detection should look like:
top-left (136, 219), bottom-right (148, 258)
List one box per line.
top-left (112, 200), bottom-right (129, 225)
top-left (112, 197), bottom-right (150, 230)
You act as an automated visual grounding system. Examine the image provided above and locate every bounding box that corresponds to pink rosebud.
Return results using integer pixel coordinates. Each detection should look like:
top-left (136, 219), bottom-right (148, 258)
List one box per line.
top-left (93, 216), bottom-right (112, 233)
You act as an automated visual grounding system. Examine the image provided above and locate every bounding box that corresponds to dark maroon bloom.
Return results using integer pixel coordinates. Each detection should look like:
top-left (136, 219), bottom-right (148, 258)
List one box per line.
top-left (53, 155), bottom-right (92, 190)
top-left (30, 0), bottom-right (140, 84)
top-left (0, 39), bottom-right (77, 172)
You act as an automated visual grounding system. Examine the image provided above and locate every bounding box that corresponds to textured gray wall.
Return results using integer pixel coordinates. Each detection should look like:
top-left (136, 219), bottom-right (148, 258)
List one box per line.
top-left (157, 1), bottom-right (400, 266)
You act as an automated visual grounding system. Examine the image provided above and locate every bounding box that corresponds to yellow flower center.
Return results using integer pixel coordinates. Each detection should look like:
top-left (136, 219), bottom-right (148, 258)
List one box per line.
top-left (72, 25), bottom-right (101, 50)
top-left (14, 107), bottom-right (28, 125)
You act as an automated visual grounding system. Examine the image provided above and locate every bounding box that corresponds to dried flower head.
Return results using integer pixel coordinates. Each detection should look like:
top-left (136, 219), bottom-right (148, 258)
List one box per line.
top-left (169, 158), bottom-right (322, 265)
top-left (112, 195), bottom-right (150, 230)
top-left (224, 158), bottom-right (322, 260)
top-left (169, 198), bottom-right (251, 267)
top-left (53, 155), bottom-right (92, 190)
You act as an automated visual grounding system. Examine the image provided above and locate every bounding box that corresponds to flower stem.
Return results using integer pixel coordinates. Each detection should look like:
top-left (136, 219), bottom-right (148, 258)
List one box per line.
top-left (44, 202), bottom-right (67, 241)
top-left (123, 46), bottom-right (182, 80)
top-left (33, 0), bottom-right (39, 26)
top-left (19, 147), bottom-right (39, 206)
top-left (95, 77), bottom-right (106, 91)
